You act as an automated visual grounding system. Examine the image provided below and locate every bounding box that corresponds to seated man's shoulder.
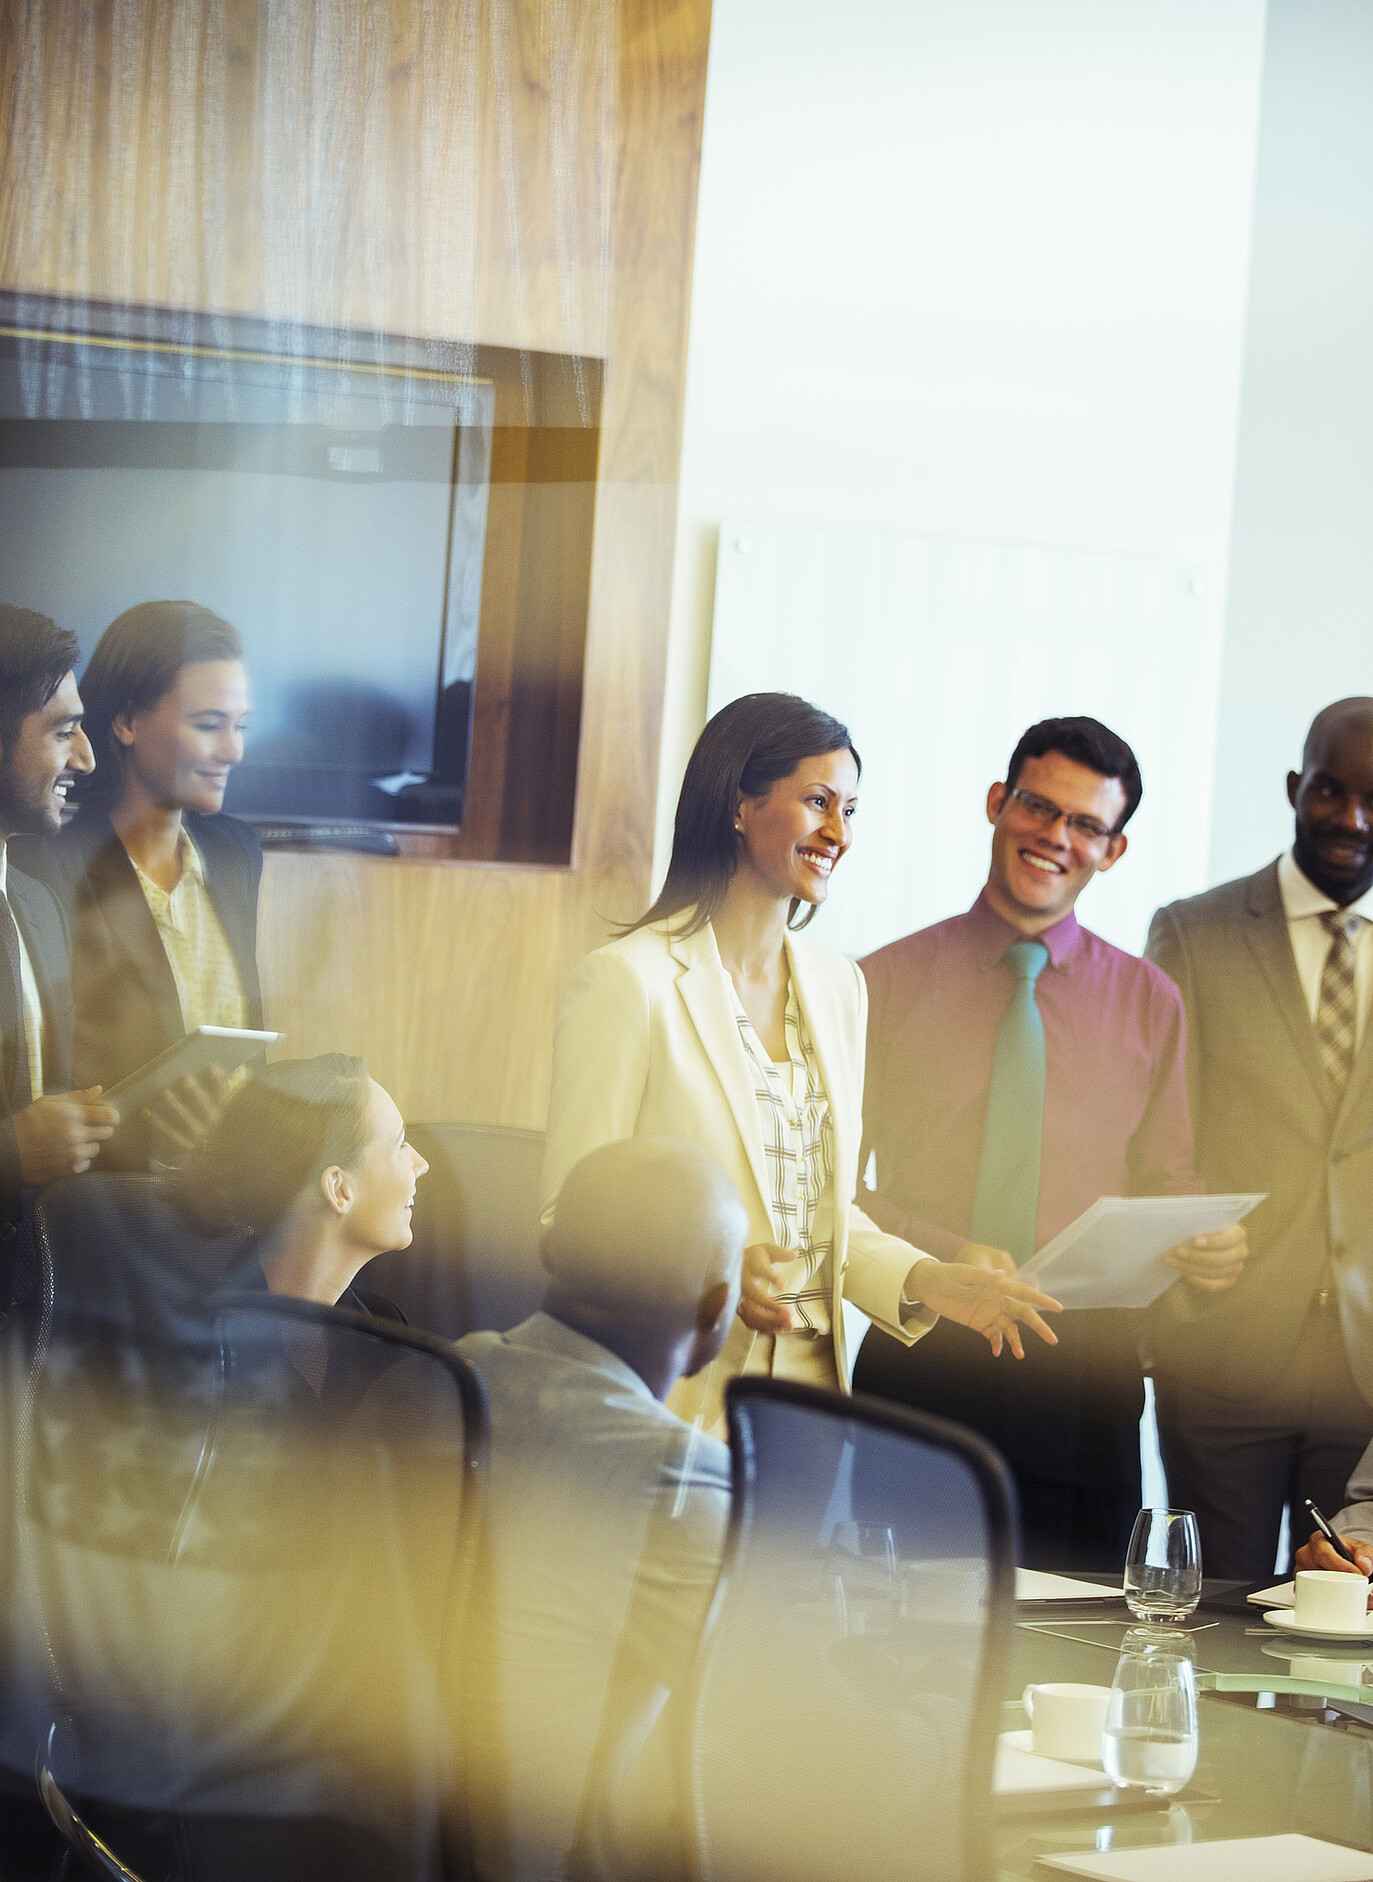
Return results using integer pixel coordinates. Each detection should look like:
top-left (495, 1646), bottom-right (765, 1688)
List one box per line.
top-left (459, 1315), bottom-right (715, 1460)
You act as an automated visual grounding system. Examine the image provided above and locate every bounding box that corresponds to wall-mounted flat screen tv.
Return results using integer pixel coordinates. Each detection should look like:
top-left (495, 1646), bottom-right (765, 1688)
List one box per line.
top-left (0, 295), bottom-right (493, 841)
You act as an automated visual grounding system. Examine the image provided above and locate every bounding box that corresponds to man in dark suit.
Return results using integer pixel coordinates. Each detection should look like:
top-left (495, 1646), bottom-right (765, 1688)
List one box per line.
top-left (1147, 697), bottom-right (1373, 1578)
top-left (0, 605), bottom-right (120, 1297)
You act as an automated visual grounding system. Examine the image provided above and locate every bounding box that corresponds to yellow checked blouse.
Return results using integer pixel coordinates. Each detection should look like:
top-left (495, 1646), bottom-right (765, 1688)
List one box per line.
top-left (130, 829), bottom-right (248, 1034)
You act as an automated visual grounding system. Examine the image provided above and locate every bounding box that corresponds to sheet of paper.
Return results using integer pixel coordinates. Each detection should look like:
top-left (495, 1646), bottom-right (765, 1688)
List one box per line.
top-left (1019, 1193), bottom-right (1266, 1310)
top-left (993, 1743), bottom-right (1108, 1794)
top-left (1036, 1834), bottom-right (1373, 1881)
top-left (1016, 1569), bottom-right (1126, 1602)
top-left (1249, 1580), bottom-right (1296, 1607)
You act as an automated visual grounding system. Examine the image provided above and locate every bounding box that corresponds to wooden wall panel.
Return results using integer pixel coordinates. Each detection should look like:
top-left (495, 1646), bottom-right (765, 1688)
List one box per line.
top-left (0, 0), bottom-right (713, 1127)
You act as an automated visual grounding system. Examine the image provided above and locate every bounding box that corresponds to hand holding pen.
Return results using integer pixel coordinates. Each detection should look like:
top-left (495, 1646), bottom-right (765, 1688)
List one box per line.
top-left (1293, 1498), bottom-right (1373, 1583)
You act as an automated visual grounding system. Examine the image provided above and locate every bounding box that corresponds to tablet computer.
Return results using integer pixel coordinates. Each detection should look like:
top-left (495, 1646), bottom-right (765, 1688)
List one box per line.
top-left (102, 1025), bottom-right (281, 1119)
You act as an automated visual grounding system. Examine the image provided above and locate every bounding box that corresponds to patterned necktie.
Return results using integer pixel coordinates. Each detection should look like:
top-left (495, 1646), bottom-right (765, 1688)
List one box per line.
top-left (0, 892), bottom-right (31, 1110)
top-left (969, 937), bottom-right (1050, 1265)
top-left (1315, 909), bottom-right (1365, 1091)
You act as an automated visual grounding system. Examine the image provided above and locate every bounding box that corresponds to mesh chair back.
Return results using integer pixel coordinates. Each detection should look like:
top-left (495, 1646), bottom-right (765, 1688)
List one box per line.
top-left (15, 1283), bottom-right (490, 1882)
top-left (688, 1379), bottom-right (1016, 1882)
top-left (22, 1176), bottom-right (247, 1568)
top-left (1, 1178), bottom-right (242, 1789)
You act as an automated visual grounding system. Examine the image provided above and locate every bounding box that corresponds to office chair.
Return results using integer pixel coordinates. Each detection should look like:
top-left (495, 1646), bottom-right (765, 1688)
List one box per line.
top-left (18, 1275), bottom-right (491, 1882)
top-left (684, 1378), bottom-right (1018, 1882)
top-left (0, 1177), bottom-right (240, 1832)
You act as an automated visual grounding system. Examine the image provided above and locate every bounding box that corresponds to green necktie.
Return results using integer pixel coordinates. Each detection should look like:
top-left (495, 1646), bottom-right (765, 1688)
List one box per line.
top-left (968, 937), bottom-right (1049, 1266)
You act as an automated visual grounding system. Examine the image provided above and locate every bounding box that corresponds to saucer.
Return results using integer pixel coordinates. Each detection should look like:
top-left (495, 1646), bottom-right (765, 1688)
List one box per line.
top-left (1262, 1608), bottom-right (1373, 1642)
top-left (998, 1729), bottom-right (1105, 1769)
top-left (1260, 1642), bottom-right (1373, 1672)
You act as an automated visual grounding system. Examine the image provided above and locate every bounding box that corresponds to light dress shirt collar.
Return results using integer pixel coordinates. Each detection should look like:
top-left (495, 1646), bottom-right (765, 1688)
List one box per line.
top-left (131, 825), bottom-right (206, 912)
top-left (965, 886), bottom-right (1082, 973)
top-left (0, 841), bottom-right (44, 1098)
top-left (1277, 848), bottom-right (1373, 1046)
top-left (1278, 848), bottom-right (1373, 925)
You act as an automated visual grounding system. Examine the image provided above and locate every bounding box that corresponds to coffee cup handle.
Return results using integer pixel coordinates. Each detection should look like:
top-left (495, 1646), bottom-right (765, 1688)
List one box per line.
top-left (1021, 1685), bottom-right (1038, 1718)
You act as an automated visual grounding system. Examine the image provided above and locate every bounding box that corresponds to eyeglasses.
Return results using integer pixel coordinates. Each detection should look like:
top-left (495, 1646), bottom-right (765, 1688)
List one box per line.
top-left (1005, 787), bottom-right (1118, 846)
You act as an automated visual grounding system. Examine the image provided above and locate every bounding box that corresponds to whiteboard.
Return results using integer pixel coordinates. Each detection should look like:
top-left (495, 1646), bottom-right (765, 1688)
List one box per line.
top-left (706, 520), bottom-right (1220, 960)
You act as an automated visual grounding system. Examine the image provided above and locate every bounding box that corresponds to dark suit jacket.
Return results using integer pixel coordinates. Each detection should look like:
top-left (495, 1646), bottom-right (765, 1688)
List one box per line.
top-left (0, 860), bottom-right (75, 1222)
top-left (25, 808), bottom-right (263, 1169)
top-left (1145, 859), bottom-right (1373, 1404)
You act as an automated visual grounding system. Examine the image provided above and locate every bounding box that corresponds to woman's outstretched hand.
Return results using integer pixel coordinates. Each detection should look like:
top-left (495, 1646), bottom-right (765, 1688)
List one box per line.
top-left (905, 1257), bottom-right (1063, 1359)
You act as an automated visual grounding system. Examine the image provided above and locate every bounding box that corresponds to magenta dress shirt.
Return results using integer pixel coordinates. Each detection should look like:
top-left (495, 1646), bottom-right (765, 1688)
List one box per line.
top-left (858, 890), bottom-right (1201, 1262)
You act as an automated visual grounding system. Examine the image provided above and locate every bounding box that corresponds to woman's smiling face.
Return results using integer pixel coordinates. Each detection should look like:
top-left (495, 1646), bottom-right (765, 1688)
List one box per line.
top-left (114, 658), bottom-right (250, 813)
top-left (333, 1080), bottom-right (430, 1256)
top-left (734, 748), bottom-right (859, 908)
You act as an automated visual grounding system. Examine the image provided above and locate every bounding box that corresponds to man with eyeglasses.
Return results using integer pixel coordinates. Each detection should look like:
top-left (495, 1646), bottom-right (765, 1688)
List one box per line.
top-left (852, 716), bottom-right (1248, 1571)
top-left (1146, 698), bottom-right (1373, 1580)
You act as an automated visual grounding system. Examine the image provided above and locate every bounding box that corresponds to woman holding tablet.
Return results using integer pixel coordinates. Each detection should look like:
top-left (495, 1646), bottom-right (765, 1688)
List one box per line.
top-left (541, 691), bottom-right (1061, 1433)
top-left (36, 600), bottom-right (261, 1165)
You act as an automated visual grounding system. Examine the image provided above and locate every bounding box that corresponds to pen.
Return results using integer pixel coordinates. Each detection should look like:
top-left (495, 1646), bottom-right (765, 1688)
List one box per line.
top-left (1304, 1498), bottom-right (1367, 1574)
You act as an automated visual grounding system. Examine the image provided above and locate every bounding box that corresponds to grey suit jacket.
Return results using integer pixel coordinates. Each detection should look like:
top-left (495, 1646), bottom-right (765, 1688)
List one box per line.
top-left (1145, 860), bottom-right (1373, 1404)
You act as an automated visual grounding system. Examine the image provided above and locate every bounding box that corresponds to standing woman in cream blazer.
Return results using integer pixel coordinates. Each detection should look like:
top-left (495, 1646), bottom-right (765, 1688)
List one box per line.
top-left (542, 693), bottom-right (1060, 1433)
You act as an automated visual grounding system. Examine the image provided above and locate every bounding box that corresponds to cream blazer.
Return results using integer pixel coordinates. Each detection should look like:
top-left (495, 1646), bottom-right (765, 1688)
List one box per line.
top-left (540, 918), bottom-right (934, 1428)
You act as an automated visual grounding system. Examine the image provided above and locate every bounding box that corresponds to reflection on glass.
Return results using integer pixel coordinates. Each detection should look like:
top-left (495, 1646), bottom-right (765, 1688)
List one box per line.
top-left (1103, 1637), bottom-right (1198, 1796)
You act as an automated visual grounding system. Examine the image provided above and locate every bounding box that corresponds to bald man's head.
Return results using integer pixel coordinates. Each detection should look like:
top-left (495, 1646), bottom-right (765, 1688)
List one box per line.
top-left (1301, 698), bottom-right (1373, 773)
top-left (544, 1139), bottom-right (748, 1330)
top-left (1289, 698), bottom-right (1373, 906)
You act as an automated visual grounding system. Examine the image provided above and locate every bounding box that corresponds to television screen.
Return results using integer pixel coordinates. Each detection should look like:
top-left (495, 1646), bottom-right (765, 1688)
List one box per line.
top-left (0, 312), bottom-right (492, 839)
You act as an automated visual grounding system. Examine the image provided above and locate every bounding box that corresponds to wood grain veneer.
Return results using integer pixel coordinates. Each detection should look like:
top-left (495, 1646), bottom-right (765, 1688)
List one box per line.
top-left (0, 0), bottom-right (712, 1127)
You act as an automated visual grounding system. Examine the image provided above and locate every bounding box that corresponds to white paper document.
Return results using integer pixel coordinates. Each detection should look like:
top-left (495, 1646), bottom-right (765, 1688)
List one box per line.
top-left (1036, 1834), bottom-right (1373, 1881)
top-left (992, 1741), bottom-right (1108, 1795)
top-left (1249, 1580), bottom-right (1296, 1608)
top-left (1016, 1569), bottom-right (1125, 1603)
top-left (1018, 1193), bottom-right (1266, 1310)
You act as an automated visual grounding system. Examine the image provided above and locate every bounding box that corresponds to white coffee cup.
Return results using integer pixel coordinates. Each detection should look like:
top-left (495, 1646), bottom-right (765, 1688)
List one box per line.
top-left (1021, 1681), bottom-right (1112, 1761)
top-left (1294, 1568), bottom-right (1371, 1632)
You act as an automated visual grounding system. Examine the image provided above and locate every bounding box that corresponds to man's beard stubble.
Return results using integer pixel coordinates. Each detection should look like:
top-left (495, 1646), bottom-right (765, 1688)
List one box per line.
top-left (0, 752), bottom-right (59, 837)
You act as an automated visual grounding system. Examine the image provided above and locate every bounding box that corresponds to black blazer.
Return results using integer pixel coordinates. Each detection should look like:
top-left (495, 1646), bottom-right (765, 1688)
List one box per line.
top-left (25, 808), bottom-right (263, 1167)
top-left (0, 860), bottom-right (75, 1220)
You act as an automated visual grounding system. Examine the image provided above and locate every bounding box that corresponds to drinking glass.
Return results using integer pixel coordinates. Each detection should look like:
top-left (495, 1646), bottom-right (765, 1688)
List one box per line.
top-left (1102, 1639), bottom-right (1198, 1795)
top-left (1124, 1509), bottom-right (1202, 1623)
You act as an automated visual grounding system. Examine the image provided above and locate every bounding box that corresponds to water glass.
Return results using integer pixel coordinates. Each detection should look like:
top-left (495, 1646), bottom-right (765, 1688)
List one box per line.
top-left (1102, 1639), bottom-right (1198, 1795)
top-left (1124, 1508), bottom-right (1202, 1623)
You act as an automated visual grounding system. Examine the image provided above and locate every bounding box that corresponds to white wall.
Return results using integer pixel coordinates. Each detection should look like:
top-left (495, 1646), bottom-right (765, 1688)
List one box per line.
top-left (705, 522), bottom-right (1213, 959)
top-left (1208, 0), bottom-right (1373, 885)
top-left (657, 0), bottom-right (1269, 928)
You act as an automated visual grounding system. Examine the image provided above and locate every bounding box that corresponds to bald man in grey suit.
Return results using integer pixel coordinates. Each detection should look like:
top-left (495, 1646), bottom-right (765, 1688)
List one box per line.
top-left (1145, 699), bottom-right (1373, 1579)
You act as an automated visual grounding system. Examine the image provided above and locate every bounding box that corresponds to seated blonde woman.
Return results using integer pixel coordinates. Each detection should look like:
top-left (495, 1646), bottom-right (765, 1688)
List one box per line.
top-left (185, 1053), bottom-right (429, 1314)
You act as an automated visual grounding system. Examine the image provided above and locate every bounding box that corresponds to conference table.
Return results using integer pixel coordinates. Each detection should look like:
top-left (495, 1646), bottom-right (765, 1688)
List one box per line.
top-left (995, 1584), bottom-right (1373, 1878)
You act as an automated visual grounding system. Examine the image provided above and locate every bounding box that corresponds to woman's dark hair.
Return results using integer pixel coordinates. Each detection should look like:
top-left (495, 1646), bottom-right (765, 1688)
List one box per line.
top-left (1005, 715), bottom-right (1143, 830)
top-left (624, 692), bottom-right (860, 937)
top-left (77, 600), bottom-right (243, 804)
top-left (0, 605), bottom-right (80, 754)
top-left (183, 1054), bottom-right (372, 1236)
